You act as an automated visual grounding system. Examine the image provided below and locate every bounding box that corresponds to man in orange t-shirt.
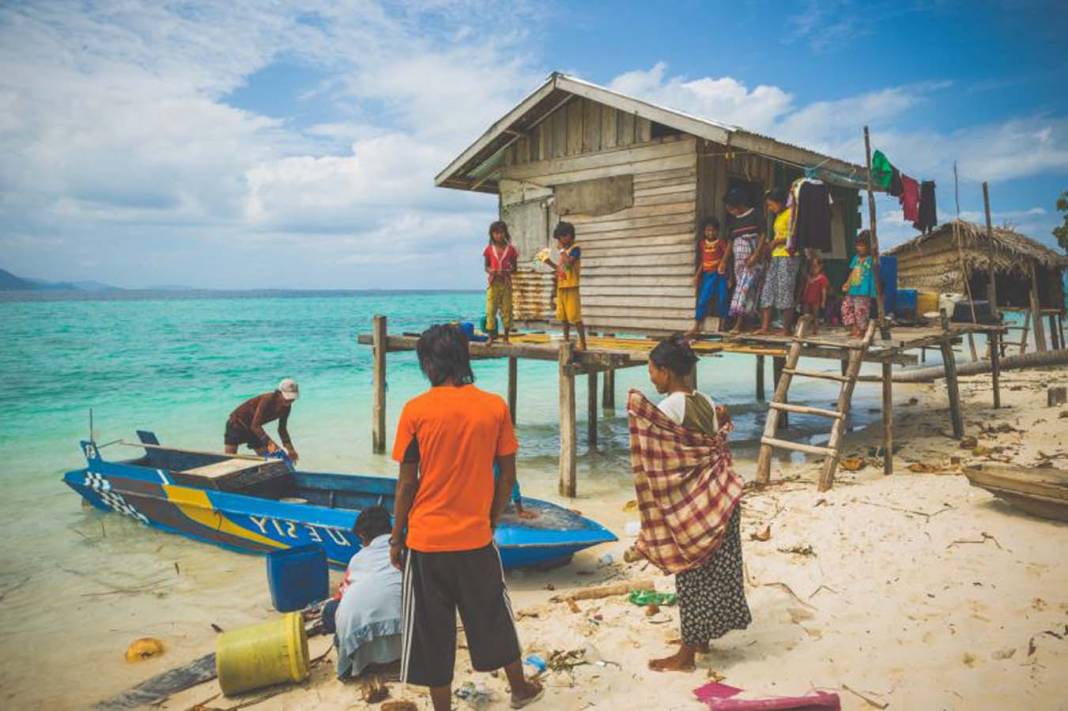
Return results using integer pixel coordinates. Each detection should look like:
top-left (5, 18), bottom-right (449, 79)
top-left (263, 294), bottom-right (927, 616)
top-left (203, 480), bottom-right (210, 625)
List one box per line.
top-left (389, 324), bottom-right (543, 711)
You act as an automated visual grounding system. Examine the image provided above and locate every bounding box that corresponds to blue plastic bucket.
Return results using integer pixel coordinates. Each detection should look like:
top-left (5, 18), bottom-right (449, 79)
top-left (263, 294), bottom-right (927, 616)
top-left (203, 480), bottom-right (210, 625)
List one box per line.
top-left (266, 544), bottom-right (328, 612)
top-left (896, 288), bottom-right (917, 317)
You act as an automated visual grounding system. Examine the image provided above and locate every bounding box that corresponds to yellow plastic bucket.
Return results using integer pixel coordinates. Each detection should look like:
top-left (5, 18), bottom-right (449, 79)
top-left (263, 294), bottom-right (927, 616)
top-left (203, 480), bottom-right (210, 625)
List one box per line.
top-left (917, 291), bottom-right (939, 317)
top-left (216, 612), bottom-right (309, 696)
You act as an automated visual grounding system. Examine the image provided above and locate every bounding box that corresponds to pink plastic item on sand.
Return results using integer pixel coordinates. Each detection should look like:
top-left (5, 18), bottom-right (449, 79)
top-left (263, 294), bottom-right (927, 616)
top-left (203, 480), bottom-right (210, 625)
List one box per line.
top-left (693, 682), bottom-right (841, 710)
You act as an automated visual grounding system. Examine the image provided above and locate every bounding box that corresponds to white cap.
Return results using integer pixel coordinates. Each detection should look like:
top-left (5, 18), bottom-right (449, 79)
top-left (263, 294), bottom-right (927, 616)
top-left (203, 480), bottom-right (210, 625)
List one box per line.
top-left (278, 378), bottom-right (299, 401)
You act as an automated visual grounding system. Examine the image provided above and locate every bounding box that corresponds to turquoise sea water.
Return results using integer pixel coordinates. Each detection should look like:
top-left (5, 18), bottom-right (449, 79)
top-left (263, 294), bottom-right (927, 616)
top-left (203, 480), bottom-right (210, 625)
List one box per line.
top-left (0, 290), bottom-right (889, 707)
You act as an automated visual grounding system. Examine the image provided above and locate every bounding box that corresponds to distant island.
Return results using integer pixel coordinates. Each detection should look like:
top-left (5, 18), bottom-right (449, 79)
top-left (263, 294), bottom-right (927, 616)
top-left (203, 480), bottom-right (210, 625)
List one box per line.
top-left (0, 267), bottom-right (123, 292)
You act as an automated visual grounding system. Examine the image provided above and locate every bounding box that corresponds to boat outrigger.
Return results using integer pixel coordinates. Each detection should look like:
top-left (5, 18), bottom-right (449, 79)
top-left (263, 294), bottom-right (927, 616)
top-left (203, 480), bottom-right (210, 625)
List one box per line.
top-left (63, 432), bottom-right (616, 569)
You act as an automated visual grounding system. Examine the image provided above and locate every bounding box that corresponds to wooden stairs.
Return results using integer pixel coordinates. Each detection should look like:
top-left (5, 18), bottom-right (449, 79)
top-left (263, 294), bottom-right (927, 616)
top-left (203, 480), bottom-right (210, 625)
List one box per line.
top-left (755, 317), bottom-right (877, 491)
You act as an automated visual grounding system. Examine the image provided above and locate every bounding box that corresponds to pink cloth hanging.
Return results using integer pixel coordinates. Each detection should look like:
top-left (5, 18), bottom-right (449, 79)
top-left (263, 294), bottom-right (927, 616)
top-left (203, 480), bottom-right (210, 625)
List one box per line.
top-left (899, 175), bottom-right (920, 223)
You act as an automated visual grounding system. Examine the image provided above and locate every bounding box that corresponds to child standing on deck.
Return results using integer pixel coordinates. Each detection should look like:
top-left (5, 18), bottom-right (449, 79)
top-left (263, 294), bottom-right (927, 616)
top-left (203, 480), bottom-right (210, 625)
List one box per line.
top-left (800, 255), bottom-right (830, 334)
top-left (483, 221), bottom-right (518, 346)
top-left (756, 188), bottom-right (799, 336)
top-left (842, 231), bottom-right (878, 338)
top-left (545, 221), bottom-right (587, 351)
top-left (687, 217), bottom-right (729, 338)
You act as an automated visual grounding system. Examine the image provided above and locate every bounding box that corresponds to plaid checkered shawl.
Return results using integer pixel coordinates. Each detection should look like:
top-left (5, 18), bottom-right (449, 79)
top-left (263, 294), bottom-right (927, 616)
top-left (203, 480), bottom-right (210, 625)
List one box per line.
top-left (628, 389), bottom-right (743, 575)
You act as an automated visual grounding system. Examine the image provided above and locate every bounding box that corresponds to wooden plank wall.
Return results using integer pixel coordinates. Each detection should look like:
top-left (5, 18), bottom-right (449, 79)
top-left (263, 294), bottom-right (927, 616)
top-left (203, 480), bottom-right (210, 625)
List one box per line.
top-left (501, 134), bottom-right (697, 332)
top-left (503, 96), bottom-right (654, 166)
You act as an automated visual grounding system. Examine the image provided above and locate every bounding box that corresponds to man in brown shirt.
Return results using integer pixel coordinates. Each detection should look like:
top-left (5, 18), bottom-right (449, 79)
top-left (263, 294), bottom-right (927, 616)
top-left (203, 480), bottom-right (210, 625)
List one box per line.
top-left (224, 379), bottom-right (300, 462)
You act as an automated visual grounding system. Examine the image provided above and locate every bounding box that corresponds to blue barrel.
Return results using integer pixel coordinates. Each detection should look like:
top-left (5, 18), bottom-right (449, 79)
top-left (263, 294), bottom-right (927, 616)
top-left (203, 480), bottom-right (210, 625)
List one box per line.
top-left (879, 255), bottom-right (898, 314)
top-left (266, 544), bottom-right (328, 612)
top-left (896, 288), bottom-right (918, 318)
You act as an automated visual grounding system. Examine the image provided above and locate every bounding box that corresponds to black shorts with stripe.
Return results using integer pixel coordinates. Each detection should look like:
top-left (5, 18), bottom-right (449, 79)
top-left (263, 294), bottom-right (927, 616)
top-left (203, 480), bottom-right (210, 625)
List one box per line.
top-left (401, 543), bottom-right (521, 688)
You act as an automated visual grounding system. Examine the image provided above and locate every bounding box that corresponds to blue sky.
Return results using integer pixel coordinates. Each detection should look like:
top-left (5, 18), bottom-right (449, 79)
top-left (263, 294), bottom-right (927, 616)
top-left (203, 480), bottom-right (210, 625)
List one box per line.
top-left (1, 1), bottom-right (1065, 289)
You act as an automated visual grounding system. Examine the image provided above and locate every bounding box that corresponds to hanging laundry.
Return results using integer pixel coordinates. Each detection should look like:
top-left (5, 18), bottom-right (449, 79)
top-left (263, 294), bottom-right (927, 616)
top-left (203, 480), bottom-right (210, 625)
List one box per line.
top-left (913, 180), bottom-right (938, 233)
top-left (787, 178), bottom-right (832, 253)
top-left (870, 150), bottom-right (894, 191)
top-left (889, 167), bottom-right (903, 197)
top-left (899, 174), bottom-right (920, 222)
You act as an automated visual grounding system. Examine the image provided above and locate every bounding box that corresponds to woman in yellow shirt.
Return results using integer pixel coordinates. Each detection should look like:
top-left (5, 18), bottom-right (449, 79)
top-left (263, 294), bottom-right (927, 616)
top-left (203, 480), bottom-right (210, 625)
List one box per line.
top-left (755, 188), bottom-right (800, 335)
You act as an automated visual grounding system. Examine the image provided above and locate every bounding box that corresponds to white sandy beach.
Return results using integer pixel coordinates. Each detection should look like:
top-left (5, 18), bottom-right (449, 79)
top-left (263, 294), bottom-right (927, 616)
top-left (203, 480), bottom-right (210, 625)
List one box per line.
top-left (147, 364), bottom-right (1068, 711)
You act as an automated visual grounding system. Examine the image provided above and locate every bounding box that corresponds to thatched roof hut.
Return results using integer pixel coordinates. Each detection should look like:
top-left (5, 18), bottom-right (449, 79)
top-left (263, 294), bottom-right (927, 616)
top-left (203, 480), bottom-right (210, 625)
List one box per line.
top-left (887, 220), bottom-right (1067, 310)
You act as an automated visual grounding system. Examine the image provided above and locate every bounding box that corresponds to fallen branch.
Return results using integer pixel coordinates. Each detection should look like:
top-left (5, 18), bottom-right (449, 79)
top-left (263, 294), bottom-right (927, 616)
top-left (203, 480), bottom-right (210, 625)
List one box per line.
top-left (550, 578), bottom-right (654, 603)
top-left (841, 683), bottom-right (889, 709)
top-left (856, 500), bottom-right (954, 520)
top-left (744, 564), bottom-right (816, 610)
top-left (947, 532), bottom-right (1004, 551)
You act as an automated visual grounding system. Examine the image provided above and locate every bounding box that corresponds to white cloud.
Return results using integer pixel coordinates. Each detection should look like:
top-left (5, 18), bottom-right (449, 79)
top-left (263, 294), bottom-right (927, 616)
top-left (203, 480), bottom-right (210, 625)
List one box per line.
top-left (608, 63), bottom-right (793, 133)
top-left (0, 1), bottom-right (540, 287)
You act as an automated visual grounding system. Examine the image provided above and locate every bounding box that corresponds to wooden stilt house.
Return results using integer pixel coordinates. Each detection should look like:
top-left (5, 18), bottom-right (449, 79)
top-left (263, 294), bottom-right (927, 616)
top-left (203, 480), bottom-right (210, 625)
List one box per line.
top-left (436, 72), bottom-right (870, 333)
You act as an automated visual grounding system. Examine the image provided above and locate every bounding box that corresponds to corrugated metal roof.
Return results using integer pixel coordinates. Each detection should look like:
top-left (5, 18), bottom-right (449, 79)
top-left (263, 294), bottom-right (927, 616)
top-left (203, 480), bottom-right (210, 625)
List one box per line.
top-left (436, 72), bottom-right (870, 193)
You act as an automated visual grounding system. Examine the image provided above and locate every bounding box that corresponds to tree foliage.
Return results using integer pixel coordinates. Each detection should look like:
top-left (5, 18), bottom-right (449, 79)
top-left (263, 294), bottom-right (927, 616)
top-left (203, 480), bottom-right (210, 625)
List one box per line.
top-left (1055, 190), bottom-right (1068, 253)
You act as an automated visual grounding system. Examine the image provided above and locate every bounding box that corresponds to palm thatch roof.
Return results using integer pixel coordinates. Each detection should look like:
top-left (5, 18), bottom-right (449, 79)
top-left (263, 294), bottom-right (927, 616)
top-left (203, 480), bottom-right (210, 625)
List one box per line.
top-left (886, 220), bottom-right (1068, 291)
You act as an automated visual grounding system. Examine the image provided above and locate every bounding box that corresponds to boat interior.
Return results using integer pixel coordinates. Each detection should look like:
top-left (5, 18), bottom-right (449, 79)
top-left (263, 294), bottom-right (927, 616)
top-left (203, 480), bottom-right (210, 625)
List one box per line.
top-left (120, 433), bottom-right (396, 512)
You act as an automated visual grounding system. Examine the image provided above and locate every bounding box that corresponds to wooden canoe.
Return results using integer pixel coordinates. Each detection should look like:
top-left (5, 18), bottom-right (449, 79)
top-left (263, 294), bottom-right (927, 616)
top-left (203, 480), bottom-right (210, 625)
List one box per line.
top-left (963, 464), bottom-right (1068, 522)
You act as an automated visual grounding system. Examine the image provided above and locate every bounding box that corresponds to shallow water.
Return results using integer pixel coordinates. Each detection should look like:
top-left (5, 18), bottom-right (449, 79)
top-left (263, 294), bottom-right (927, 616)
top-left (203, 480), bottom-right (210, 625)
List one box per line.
top-left (0, 291), bottom-right (892, 708)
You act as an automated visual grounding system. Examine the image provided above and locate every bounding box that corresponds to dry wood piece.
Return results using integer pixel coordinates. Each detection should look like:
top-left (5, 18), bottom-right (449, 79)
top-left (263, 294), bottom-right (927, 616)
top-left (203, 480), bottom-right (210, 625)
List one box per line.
top-left (1048, 386), bottom-right (1067, 407)
top-left (550, 578), bottom-right (655, 603)
top-left (842, 683), bottom-right (889, 709)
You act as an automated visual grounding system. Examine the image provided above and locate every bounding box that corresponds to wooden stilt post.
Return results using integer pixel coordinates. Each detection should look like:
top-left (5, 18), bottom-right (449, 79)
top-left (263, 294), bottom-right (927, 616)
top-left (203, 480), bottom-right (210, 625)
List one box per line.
top-left (882, 361), bottom-right (893, 475)
top-left (587, 371), bottom-right (598, 449)
top-left (507, 357), bottom-right (518, 425)
top-left (773, 356), bottom-right (787, 431)
top-left (982, 182), bottom-right (999, 318)
top-left (862, 125), bottom-right (890, 340)
top-left (372, 315), bottom-right (387, 454)
top-left (602, 368), bottom-right (616, 412)
top-left (939, 311), bottom-right (964, 439)
top-left (990, 330), bottom-right (1001, 409)
top-left (755, 355), bottom-right (766, 401)
top-left (1029, 263), bottom-right (1047, 352)
top-left (558, 342), bottom-right (577, 498)
top-left (1048, 313), bottom-right (1060, 350)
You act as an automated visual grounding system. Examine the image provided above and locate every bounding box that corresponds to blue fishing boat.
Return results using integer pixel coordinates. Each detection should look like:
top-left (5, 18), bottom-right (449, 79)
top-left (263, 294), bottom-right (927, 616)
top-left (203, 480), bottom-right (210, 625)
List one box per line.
top-left (63, 432), bottom-right (616, 570)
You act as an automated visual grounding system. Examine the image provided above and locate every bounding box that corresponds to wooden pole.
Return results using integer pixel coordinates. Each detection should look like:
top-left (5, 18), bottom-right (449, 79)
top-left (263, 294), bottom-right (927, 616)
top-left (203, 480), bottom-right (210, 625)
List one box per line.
top-left (881, 361), bottom-right (893, 475)
top-left (862, 126), bottom-right (889, 338)
top-left (372, 315), bottom-right (387, 454)
top-left (772, 356), bottom-right (787, 431)
top-left (982, 182), bottom-right (999, 317)
top-left (990, 330), bottom-right (1001, 409)
top-left (939, 311), bottom-right (964, 439)
top-left (587, 371), bottom-right (598, 449)
top-left (602, 368), bottom-right (616, 412)
top-left (507, 357), bottom-right (518, 425)
top-left (1029, 263), bottom-right (1047, 352)
top-left (1048, 313), bottom-right (1060, 350)
top-left (558, 341), bottom-right (577, 498)
top-left (755, 355), bottom-right (766, 401)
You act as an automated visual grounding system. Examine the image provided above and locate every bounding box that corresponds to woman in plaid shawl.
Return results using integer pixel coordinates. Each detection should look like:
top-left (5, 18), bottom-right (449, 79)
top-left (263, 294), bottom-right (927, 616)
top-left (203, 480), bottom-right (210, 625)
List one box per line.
top-left (630, 336), bottom-right (751, 672)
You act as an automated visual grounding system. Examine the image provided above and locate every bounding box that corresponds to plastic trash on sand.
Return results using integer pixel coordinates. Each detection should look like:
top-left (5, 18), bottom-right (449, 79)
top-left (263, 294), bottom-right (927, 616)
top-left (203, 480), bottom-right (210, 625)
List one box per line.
top-left (624, 521), bottom-right (641, 537)
top-left (693, 682), bottom-right (841, 710)
top-left (628, 590), bottom-right (677, 607)
top-left (524, 654), bottom-right (547, 675)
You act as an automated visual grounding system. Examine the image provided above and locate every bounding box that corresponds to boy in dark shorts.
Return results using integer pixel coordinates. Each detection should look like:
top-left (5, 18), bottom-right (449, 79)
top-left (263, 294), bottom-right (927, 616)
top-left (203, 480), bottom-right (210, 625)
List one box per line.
top-left (389, 324), bottom-right (543, 710)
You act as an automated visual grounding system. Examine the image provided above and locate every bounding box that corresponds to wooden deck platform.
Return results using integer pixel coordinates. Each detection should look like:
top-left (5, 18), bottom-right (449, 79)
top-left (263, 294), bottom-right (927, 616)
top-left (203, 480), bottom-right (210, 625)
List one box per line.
top-left (357, 316), bottom-right (1007, 496)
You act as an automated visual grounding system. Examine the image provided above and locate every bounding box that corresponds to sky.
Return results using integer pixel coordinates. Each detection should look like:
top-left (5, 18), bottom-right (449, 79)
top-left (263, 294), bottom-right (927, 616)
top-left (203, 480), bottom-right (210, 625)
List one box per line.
top-left (1, 0), bottom-right (1066, 289)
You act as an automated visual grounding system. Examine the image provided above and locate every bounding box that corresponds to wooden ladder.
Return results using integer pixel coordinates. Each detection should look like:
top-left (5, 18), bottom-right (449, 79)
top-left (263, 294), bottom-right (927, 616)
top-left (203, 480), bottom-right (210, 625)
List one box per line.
top-left (755, 317), bottom-right (877, 492)
top-left (1001, 308), bottom-right (1031, 356)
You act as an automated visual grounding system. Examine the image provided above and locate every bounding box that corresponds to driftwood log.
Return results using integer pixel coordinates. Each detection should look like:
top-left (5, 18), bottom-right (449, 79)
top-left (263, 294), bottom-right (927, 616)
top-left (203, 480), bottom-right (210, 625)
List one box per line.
top-left (550, 578), bottom-right (655, 603)
top-left (858, 349), bottom-right (1068, 384)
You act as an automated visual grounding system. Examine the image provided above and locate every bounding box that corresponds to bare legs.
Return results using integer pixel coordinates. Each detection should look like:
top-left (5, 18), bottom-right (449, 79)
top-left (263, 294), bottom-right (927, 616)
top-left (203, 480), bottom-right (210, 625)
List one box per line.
top-left (649, 641), bottom-right (708, 672)
top-left (562, 323), bottom-right (587, 351)
top-left (428, 660), bottom-right (542, 711)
